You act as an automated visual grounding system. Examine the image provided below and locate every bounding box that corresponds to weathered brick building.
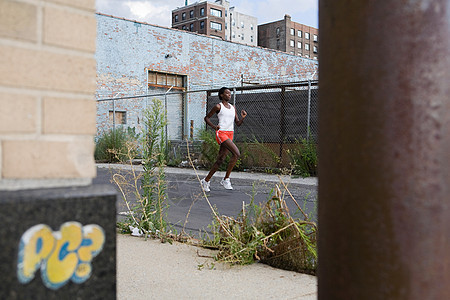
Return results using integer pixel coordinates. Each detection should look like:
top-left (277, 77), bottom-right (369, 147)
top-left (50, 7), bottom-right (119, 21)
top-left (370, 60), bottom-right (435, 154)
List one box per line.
top-left (96, 13), bottom-right (318, 140)
top-left (258, 15), bottom-right (319, 59)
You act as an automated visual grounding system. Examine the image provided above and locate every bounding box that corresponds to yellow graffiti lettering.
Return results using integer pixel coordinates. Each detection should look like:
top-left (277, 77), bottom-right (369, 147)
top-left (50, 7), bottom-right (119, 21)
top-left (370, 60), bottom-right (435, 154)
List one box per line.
top-left (42, 222), bottom-right (83, 289)
top-left (17, 222), bottom-right (105, 290)
top-left (17, 225), bottom-right (55, 284)
top-left (78, 225), bottom-right (105, 262)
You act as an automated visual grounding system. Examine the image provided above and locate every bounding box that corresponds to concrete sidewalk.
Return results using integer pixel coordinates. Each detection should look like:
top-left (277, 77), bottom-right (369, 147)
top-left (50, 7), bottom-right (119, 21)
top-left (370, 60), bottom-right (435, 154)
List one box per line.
top-left (117, 234), bottom-right (317, 299)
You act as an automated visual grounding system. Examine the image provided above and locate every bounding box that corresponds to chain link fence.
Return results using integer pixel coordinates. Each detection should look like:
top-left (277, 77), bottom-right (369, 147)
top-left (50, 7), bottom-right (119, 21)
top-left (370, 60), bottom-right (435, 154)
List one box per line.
top-left (206, 81), bottom-right (318, 168)
top-left (207, 81), bottom-right (318, 142)
top-left (96, 80), bottom-right (318, 167)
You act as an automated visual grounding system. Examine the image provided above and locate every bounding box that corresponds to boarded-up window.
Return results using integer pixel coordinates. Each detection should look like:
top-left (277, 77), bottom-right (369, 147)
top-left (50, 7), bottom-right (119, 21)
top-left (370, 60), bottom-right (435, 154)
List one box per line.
top-left (148, 71), bottom-right (186, 90)
top-left (109, 111), bottom-right (126, 124)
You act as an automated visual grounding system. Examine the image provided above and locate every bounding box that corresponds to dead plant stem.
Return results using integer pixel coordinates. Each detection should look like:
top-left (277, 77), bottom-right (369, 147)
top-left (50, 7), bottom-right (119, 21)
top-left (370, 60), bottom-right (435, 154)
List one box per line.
top-left (277, 176), bottom-right (309, 220)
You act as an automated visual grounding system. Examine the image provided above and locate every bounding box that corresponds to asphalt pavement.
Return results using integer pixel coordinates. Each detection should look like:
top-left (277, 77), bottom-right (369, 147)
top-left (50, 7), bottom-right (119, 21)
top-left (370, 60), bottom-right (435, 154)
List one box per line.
top-left (94, 163), bottom-right (318, 236)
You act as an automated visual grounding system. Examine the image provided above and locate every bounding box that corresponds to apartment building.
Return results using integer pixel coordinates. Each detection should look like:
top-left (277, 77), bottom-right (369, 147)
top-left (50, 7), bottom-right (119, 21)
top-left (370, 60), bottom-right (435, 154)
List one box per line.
top-left (172, 0), bottom-right (257, 46)
top-left (258, 15), bottom-right (318, 59)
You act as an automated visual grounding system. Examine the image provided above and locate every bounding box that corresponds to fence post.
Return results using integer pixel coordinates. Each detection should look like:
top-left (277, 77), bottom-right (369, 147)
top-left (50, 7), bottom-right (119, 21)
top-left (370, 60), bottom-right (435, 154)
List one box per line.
top-left (232, 87), bottom-right (236, 106)
top-left (279, 86), bottom-right (286, 166)
top-left (112, 99), bottom-right (116, 131)
top-left (164, 86), bottom-right (174, 151)
top-left (307, 80), bottom-right (311, 141)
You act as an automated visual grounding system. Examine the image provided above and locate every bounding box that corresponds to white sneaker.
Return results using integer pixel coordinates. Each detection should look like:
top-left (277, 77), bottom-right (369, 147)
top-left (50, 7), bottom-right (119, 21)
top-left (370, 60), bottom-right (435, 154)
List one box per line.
top-left (220, 178), bottom-right (233, 190)
top-left (200, 178), bottom-right (210, 192)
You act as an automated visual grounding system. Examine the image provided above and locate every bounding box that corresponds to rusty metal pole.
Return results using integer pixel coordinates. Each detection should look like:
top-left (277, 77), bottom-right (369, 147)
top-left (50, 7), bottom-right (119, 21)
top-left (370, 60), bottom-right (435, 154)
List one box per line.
top-left (318, 1), bottom-right (450, 299)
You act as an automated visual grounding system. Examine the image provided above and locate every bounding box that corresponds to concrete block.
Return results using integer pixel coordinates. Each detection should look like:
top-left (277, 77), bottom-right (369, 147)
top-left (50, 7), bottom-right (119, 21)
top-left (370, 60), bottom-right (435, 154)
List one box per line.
top-left (44, 6), bottom-right (96, 53)
top-left (0, 45), bottom-right (96, 94)
top-left (43, 97), bottom-right (96, 135)
top-left (0, 185), bottom-right (116, 299)
top-left (0, 93), bottom-right (37, 134)
top-left (45, 0), bottom-right (96, 11)
top-left (2, 139), bottom-right (96, 179)
top-left (0, 1), bottom-right (37, 42)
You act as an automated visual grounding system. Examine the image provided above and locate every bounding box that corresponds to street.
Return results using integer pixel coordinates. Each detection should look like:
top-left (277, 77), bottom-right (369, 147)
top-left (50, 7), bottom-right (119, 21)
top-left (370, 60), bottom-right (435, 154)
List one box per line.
top-left (93, 165), bottom-right (318, 237)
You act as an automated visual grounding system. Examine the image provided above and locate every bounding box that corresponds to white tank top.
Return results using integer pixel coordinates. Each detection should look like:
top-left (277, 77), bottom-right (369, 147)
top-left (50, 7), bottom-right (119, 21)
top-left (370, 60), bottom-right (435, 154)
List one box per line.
top-left (217, 102), bottom-right (235, 132)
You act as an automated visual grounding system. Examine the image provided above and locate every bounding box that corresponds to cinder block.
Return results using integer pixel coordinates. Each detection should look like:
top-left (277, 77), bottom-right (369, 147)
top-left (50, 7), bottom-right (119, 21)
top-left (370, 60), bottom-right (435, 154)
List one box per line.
top-left (0, 185), bottom-right (116, 299)
top-left (0, 45), bottom-right (96, 94)
top-left (44, 6), bottom-right (96, 53)
top-left (0, 93), bottom-right (37, 134)
top-left (44, 0), bottom-right (95, 11)
top-left (43, 97), bottom-right (96, 135)
top-left (0, 1), bottom-right (37, 42)
top-left (2, 139), bottom-right (96, 179)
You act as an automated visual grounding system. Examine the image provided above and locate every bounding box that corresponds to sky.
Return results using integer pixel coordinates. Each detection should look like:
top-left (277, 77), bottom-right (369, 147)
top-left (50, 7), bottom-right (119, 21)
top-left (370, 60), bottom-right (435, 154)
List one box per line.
top-left (95, 0), bottom-right (318, 28)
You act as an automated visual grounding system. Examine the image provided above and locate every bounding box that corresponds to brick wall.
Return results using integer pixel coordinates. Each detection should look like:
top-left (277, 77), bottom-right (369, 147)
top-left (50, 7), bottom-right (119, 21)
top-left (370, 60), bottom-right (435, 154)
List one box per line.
top-left (96, 13), bottom-right (318, 139)
top-left (0, 0), bottom-right (97, 190)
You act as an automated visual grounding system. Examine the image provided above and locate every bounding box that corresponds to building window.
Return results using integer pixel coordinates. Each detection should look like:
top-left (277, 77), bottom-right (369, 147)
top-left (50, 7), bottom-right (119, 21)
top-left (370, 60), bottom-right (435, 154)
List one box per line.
top-left (305, 43), bottom-right (310, 50)
top-left (190, 23), bottom-right (194, 31)
top-left (109, 111), bottom-right (126, 125)
top-left (298, 52), bottom-right (302, 56)
top-left (174, 15), bottom-right (179, 22)
top-left (290, 28), bottom-right (295, 35)
top-left (241, 33), bottom-right (244, 40)
top-left (276, 27), bottom-right (280, 35)
top-left (290, 51), bottom-right (294, 54)
top-left (200, 8), bottom-right (205, 16)
top-left (250, 24), bottom-right (254, 30)
top-left (182, 25), bottom-right (187, 30)
top-left (241, 21), bottom-right (244, 28)
top-left (251, 35), bottom-right (253, 42)
top-left (182, 12), bottom-right (186, 20)
top-left (305, 54), bottom-right (309, 58)
top-left (298, 41), bottom-right (302, 48)
top-left (276, 39), bottom-right (280, 49)
top-left (200, 21), bottom-right (205, 29)
top-left (298, 30), bottom-right (302, 37)
top-left (290, 39), bottom-right (295, 47)
top-left (313, 34), bottom-right (318, 42)
top-left (210, 8), bottom-right (222, 17)
top-left (190, 10), bottom-right (194, 18)
top-left (210, 21), bottom-right (222, 31)
top-left (313, 46), bottom-right (318, 53)
top-left (305, 32), bottom-right (310, 39)
top-left (148, 71), bottom-right (186, 90)
top-left (232, 32), bottom-right (235, 38)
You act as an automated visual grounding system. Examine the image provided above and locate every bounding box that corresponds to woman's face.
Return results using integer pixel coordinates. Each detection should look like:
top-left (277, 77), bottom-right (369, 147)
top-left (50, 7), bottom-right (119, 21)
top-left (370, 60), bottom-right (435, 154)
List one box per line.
top-left (222, 89), bottom-right (231, 101)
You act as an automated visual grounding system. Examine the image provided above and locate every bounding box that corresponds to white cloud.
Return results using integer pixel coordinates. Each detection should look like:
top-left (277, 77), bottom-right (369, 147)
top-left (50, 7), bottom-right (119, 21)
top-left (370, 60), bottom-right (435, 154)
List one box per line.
top-left (125, 1), bottom-right (170, 22)
top-left (96, 0), bottom-right (318, 28)
top-left (233, 0), bottom-right (318, 26)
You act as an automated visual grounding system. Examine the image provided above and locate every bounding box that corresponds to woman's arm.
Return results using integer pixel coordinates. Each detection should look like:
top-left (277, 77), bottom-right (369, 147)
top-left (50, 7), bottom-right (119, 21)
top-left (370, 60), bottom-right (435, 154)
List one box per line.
top-left (204, 104), bottom-right (221, 130)
top-left (235, 108), bottom-right (247, 127)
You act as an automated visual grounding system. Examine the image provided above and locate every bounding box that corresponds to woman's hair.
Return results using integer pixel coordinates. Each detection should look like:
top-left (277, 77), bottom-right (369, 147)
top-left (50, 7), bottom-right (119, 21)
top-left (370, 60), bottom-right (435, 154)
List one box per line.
top-left (218, 87), bottom-right (229, 100)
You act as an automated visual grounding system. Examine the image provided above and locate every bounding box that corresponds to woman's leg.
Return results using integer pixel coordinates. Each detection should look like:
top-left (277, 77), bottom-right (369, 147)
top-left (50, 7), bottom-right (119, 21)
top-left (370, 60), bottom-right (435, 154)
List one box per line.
top-left (205, 143), bottom-right (229, 182)
top-left (220, 139), bottom-right (240, 179)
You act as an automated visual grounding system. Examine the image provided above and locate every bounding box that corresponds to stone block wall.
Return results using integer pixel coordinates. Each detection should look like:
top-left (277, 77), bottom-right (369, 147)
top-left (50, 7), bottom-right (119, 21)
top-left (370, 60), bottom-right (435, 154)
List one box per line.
top-left (0, 0), bottom-right (97, 190)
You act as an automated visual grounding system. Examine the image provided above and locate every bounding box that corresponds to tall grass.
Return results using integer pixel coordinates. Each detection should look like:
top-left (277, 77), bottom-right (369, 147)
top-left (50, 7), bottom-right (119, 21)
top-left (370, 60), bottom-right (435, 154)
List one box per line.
top-left (114, 99), bottom-right (171, 240)
top-left (95, 127), bottom-right (140, 162)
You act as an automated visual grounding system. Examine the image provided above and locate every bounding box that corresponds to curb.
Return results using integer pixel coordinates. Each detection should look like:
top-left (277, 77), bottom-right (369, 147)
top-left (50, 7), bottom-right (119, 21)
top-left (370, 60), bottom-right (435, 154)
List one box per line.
top-left (96, 163), bottom-right (318, 189)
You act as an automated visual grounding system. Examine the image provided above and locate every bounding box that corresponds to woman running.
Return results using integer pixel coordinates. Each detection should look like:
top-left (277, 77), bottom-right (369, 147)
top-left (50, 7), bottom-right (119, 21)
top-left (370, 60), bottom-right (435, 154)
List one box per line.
top-left (200, 87), bottom-right (247, 191)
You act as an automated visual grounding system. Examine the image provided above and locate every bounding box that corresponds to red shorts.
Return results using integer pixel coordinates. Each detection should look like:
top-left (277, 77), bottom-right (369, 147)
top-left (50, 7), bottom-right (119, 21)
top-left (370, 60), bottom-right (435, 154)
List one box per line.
top-left (215, 130), bottom-right (234, 145)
